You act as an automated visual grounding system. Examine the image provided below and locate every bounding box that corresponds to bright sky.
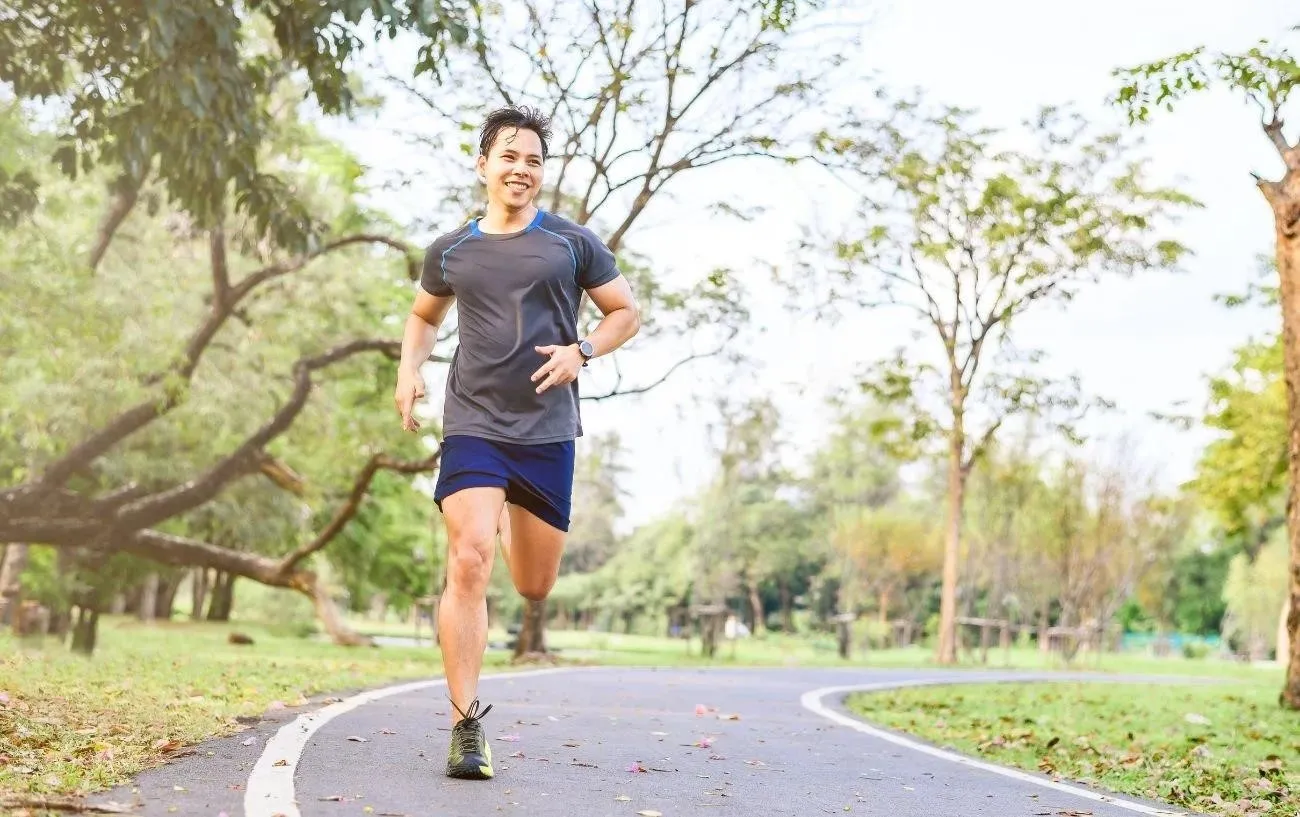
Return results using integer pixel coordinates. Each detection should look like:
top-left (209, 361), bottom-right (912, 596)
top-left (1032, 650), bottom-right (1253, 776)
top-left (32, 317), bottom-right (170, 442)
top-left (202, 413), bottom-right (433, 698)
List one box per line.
top-left (328, 0), bottom-right (1292, 532)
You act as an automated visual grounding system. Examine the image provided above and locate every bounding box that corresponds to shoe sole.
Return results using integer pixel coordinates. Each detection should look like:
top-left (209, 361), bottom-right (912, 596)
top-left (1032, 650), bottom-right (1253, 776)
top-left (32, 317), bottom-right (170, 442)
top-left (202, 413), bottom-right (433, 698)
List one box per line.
top-left (446, 765), bottom-right (494, 780)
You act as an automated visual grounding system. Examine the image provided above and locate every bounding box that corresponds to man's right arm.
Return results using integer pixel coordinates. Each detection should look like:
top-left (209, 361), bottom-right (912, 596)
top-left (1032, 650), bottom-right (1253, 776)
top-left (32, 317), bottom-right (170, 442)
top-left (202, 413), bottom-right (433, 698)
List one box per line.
top-left (395, 289), bottom-right (455, 431)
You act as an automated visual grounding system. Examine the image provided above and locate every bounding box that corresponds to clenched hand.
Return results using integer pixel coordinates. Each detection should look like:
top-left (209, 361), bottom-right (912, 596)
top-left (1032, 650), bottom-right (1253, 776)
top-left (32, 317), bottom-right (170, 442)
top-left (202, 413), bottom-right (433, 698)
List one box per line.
top-left (531, 344), bottom-right (583, 394)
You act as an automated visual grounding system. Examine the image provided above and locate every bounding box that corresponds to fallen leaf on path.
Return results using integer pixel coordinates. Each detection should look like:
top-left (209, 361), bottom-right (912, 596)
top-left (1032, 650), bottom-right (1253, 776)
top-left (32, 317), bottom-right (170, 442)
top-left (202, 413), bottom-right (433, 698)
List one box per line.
top-left (637, 811), bottom-right (662, 816)
top-left (572, 761), bottom-right (598, 768)
top-left (318, 795), bottom-right (345, 802)
top-left (496, 734), bottom-right (520, 742)
top-left (563, 741), bottom-right (580, 748)
top-left (509, 751), bottom-right (525, 758)
top-left (615, 795), bottom-right (631, 801)
top-left (379, 729), bottom-right (397, 735)
top-left (717, 713), bottom-right (740, 721)
top-left (346, 736), bottom-right (369, 742)
top-left (272, 759), bottom-right (289, 767)
top-left (627, 762), bottom-right (648, 773)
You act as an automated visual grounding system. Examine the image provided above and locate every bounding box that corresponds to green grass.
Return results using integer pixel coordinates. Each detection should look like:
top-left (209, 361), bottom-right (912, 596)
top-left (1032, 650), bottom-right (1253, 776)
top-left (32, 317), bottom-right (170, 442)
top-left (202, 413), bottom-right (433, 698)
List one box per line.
top-left (848, 677), bottom-right (1299, 817)
top-left (0, 616), bottom-right (473, 802)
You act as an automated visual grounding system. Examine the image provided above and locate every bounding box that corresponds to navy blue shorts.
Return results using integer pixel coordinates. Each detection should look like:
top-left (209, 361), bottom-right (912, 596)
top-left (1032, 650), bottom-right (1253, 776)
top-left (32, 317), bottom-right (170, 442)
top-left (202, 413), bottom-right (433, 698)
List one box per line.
top-left (433, 435), bottom-right (575, 532)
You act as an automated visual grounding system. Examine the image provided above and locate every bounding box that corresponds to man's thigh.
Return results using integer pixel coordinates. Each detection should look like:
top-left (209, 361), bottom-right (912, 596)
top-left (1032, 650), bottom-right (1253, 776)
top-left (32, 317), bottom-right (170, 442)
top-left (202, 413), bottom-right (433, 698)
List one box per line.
top-left (503, 502), bottom-right (566, 588)
top-left (441, 486), bottom-right (507, 552)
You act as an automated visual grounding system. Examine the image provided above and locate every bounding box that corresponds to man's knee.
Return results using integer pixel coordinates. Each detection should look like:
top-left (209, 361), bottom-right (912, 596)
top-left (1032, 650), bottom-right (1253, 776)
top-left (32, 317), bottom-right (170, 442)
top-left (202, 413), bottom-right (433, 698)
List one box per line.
top-left (514, 574), bottom-right (556, 602)
top-left (446, 531), bottom-right (494, 591)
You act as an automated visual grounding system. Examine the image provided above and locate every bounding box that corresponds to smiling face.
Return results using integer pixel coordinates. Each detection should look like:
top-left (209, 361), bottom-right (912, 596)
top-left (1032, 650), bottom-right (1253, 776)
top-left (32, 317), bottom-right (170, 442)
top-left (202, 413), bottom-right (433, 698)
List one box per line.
top-left (477, 126), bottom-right (545, 213)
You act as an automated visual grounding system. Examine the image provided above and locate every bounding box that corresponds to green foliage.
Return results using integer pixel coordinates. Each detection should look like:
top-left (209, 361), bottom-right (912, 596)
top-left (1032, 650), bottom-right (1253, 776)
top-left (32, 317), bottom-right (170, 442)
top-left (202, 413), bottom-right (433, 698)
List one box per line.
top-left (803, 94), bottom-right (1196, 470)
top-left (0, 94), bottom-right (432, 613)
top-left (1222, 529), bottom-right (1289, 655)
top-left (1113, 37), bottom-right (1300, 125)
top-left (0, 0), bottom-right (470, 251)
top-left (1189, 334), bottom-right (1285, 545)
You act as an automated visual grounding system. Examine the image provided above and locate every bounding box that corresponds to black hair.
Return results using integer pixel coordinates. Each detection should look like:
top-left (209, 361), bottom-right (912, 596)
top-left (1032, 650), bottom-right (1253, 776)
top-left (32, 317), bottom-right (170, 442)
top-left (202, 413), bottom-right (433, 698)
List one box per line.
top-left (478, 105), bottom-right (553, 160)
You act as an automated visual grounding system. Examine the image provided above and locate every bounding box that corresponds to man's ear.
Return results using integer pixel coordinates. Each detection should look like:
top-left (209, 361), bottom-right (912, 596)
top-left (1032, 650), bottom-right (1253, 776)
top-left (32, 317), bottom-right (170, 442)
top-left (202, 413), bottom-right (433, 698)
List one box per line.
top-left (475, 154), bottom-right (487, 184)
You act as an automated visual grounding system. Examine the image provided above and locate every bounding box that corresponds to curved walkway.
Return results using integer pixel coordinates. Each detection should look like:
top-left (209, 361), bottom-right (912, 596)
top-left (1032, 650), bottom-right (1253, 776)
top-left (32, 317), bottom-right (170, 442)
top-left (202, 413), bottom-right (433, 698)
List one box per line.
top-left (95, 666), bottom-right (1201, 817)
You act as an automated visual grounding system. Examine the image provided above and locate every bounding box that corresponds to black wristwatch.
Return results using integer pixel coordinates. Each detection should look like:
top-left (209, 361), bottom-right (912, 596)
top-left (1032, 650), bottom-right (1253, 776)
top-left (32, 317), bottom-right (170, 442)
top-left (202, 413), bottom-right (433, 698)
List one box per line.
top-left (577, 339), bottom-right (595, 367)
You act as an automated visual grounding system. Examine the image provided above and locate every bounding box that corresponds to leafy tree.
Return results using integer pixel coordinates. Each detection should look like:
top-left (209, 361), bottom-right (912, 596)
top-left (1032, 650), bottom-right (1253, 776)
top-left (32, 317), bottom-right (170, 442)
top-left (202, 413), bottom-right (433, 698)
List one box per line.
top-left (0, 0), bottom-right (470, 257)
top-left (1113, 33), bottom-right (1300, 703)
top-left (798, 93), bottom-right (1194, 663)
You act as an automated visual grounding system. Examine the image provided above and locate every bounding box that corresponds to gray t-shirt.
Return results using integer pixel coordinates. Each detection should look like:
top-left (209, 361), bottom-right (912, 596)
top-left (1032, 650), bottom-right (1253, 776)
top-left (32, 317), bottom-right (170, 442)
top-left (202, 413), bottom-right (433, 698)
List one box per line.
top-left (420, 209), bottom-right (620, 445)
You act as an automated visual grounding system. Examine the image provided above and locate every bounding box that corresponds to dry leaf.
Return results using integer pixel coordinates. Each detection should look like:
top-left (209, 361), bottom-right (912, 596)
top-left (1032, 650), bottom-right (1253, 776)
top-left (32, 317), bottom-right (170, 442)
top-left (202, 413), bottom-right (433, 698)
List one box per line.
top-left (272, 759), bottom-right (288, 767)
top-left (636, 811), bottom-right (662, 817)
top-left (614, 795), bottom-right (631, 801)
top-left (346, 736), bottom-right (369, 742)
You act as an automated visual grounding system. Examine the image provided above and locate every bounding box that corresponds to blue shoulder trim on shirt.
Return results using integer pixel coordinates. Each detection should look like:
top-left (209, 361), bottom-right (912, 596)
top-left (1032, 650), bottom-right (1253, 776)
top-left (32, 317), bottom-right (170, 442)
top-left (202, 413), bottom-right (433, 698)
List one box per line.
top-left (538, 226), bottom-right (578, 280)
top-left (441, 231), bottom-right (475, 285)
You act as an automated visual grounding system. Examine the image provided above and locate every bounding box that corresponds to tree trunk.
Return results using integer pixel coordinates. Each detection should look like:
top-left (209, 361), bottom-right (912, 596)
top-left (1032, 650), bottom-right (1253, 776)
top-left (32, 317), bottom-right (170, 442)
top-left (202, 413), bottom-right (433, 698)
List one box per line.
top-left (748, 584), bottom-right (763, 636)
top-left (937, 423), bottom-right (966, 665)
top-left (71, 606), bottom-right (101, 655)
top-left (778, 579), bottom-right (794, 632)
top-left (137, 573), bottom-right (158, 622)
top-left (191, 567), bottom-right (209, 621)
top-left (1270, 178), bottom-right (1300, 708)
top-left (1280, 596), bottom-right (1291, 668)
top-left (155, 573), bottom-right (179, 620)
top-left (514, 598), bottom-right (548, 659)
top-left (0, 543), bottom-right (29, 626)
top-left (207, 571), bottom-right (234, 621)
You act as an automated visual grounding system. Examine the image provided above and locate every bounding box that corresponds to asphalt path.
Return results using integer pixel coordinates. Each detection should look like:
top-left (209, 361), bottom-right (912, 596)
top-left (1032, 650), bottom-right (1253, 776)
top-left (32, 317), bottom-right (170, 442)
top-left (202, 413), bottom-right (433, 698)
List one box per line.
top-left (91, 666), bottom-right (1201, 817)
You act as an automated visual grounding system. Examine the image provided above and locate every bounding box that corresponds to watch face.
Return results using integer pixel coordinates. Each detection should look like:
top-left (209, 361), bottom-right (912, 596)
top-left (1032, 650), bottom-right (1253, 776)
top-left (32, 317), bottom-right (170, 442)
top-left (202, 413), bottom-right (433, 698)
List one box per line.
top-left (579, 340), bottom-right (594, 358)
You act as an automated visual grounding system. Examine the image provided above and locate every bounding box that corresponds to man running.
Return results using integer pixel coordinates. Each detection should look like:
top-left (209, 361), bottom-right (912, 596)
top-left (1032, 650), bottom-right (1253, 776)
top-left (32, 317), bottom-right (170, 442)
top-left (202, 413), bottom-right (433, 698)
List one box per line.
top-left (393, 105), bottom-right (640, 780)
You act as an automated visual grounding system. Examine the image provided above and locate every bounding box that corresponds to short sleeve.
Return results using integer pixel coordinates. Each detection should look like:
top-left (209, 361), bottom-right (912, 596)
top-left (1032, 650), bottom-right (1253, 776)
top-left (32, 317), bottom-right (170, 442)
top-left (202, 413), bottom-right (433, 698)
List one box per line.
top-left (419, 237), bottom-right (455, 297)
top-left (576, 227), bottom-right (620, 289)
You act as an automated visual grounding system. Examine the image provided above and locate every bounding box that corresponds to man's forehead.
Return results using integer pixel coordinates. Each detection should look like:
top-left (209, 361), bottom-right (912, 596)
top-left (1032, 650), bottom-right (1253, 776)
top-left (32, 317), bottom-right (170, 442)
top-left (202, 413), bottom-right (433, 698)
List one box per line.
top-left (491, 126), bottom-right (543, 156)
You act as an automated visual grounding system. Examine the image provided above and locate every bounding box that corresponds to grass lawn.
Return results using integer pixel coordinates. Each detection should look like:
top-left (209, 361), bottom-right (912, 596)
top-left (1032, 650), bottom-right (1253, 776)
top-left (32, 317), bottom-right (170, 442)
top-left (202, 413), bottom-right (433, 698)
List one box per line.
top-left (848, 676), bottom-right (1299, 817)
top-left (0, 616), bottom-right (469, 804)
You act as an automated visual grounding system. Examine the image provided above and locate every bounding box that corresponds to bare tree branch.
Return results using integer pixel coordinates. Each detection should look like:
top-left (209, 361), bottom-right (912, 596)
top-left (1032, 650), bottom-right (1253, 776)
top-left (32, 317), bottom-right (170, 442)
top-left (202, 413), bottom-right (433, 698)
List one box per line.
top-left (582, 331), bottom-right (738, 401)
top-left (34, 235), bottom-right (417, 490)
top-left (111, 339), bottom-right (420, 531)
top-left (277, 449), bottom-right (443, 575)
top-left (88, 168), bottom-right (147, 274)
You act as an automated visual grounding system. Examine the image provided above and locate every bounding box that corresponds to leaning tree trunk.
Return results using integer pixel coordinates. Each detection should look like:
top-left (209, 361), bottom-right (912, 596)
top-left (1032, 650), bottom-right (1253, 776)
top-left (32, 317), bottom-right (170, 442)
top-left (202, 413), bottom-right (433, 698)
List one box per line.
top-left (514, 598), bottom-right (548, 659)
top-left (1266, 163), bottom-right (1300, 708)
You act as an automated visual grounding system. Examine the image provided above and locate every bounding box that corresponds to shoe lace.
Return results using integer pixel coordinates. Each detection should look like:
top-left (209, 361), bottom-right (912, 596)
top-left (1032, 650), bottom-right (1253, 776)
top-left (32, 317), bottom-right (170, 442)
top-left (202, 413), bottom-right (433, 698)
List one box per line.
top-left (451, 698), bottom-right (493, 755)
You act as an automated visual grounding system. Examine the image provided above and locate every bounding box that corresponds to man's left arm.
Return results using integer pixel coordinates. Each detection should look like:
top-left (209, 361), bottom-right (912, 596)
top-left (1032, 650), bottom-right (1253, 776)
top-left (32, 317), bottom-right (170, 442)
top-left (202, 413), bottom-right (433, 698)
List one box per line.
top-left (532, 275), bottom-right (640, 394)
top-left (580, 275), bottom-right (640, 359)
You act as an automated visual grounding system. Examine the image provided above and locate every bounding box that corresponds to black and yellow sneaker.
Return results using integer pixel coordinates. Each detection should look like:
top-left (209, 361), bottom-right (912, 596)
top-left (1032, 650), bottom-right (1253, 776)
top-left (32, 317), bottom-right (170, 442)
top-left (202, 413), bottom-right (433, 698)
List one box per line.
top-left (446, 699), bottom-right (494, 780)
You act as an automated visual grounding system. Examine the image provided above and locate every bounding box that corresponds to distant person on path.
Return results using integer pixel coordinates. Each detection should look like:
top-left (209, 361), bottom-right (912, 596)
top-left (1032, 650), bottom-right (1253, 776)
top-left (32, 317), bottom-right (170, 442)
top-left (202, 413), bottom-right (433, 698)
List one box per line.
top-left (393, 105), bottom-right (640, 780)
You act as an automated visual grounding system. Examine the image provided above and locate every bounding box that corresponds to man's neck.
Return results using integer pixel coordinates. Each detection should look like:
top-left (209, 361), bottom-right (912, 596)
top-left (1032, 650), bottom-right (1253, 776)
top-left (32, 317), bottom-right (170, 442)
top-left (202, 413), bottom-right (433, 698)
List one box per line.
top-left (478, 202), bottom-right (538, 234)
